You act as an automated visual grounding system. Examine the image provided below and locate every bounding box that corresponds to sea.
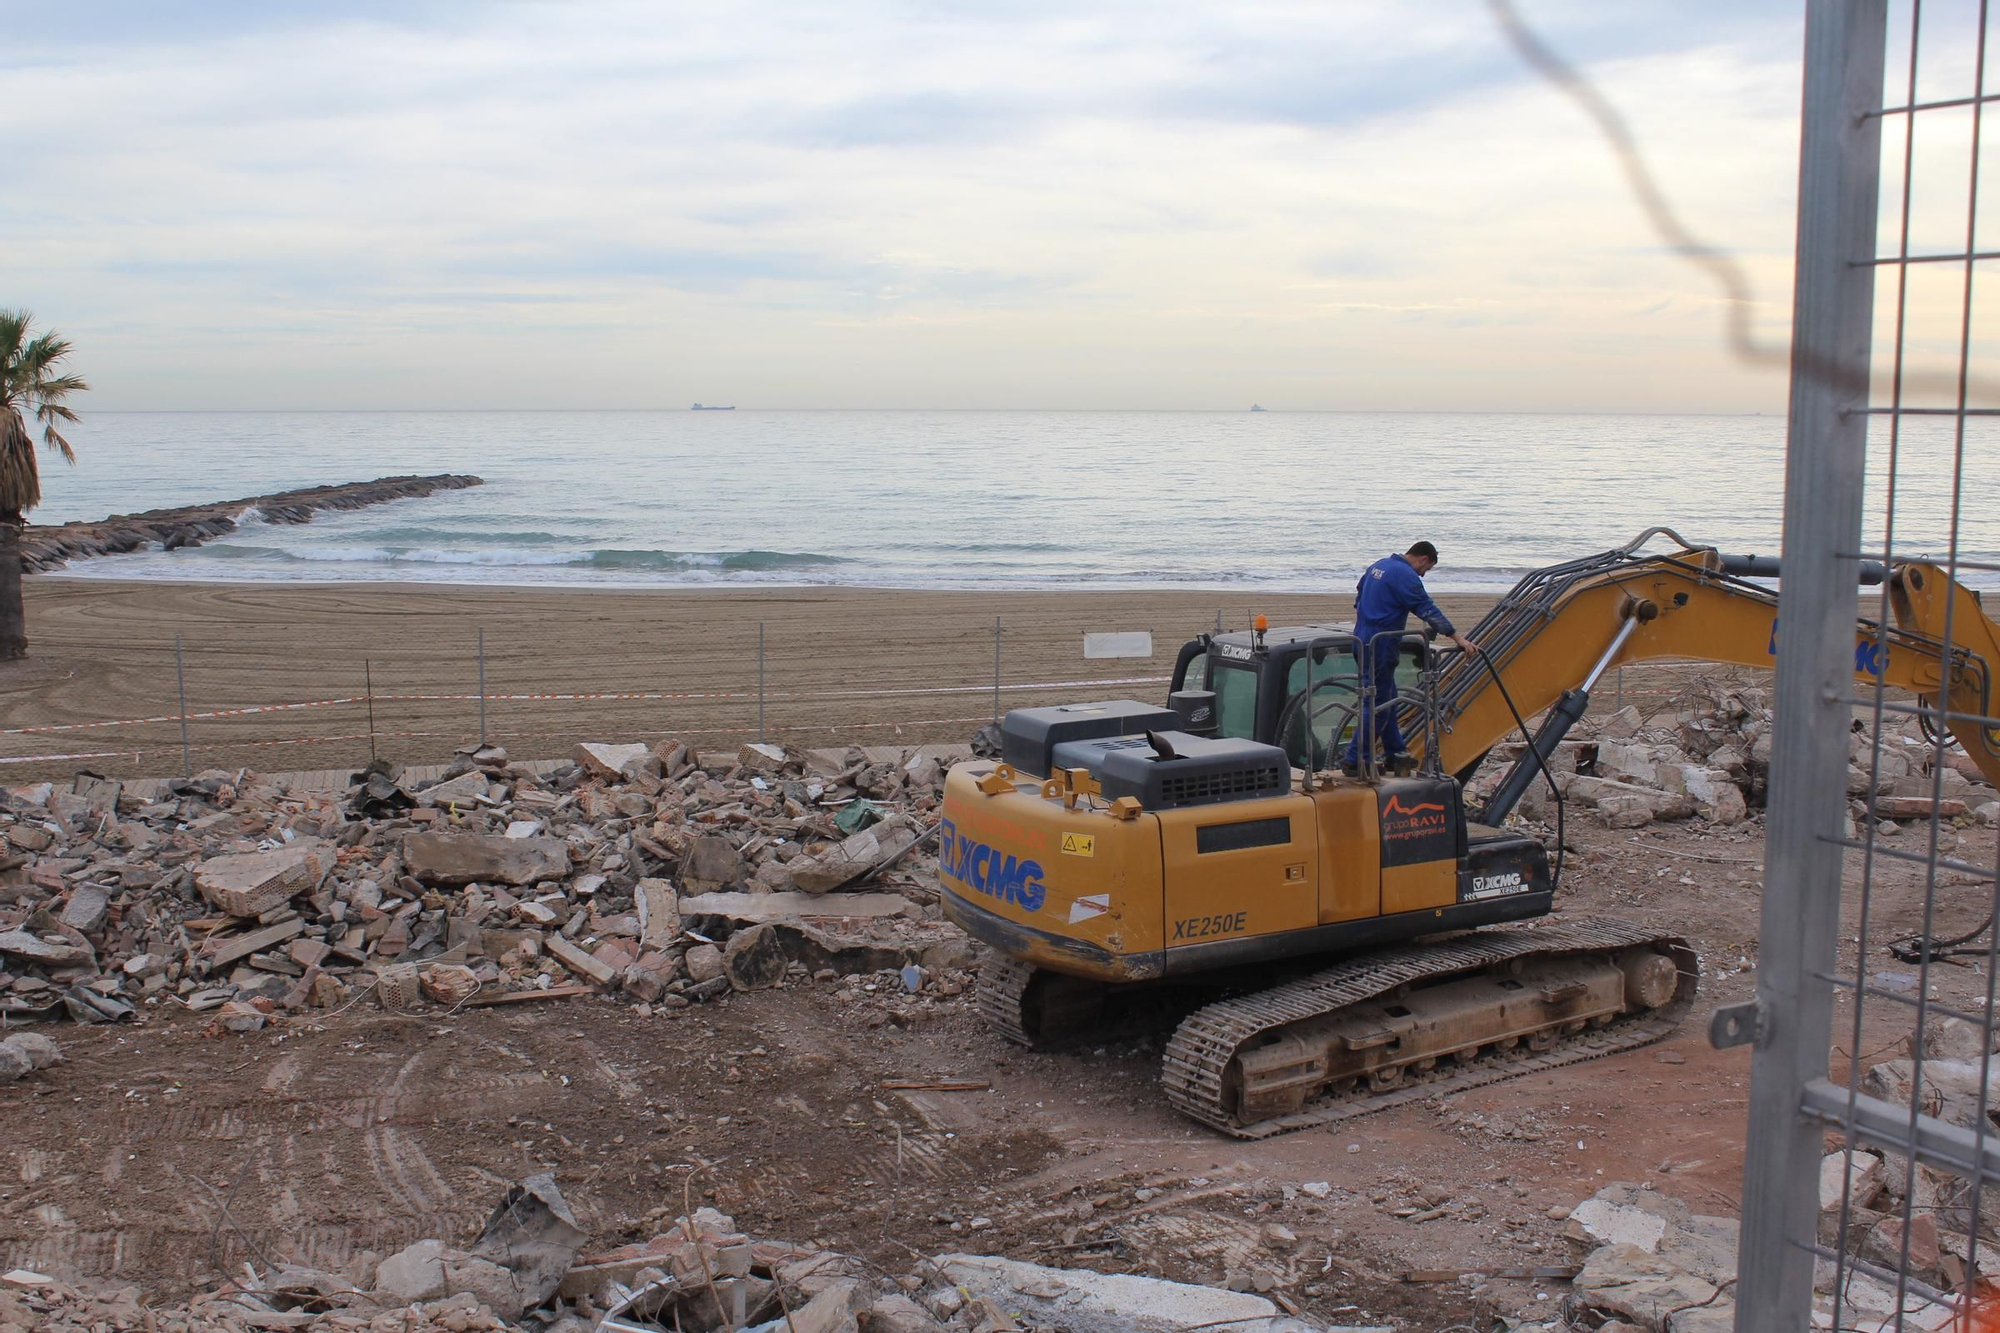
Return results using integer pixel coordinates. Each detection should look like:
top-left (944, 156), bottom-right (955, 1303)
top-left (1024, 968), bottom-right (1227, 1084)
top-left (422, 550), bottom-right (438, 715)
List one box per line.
top-left (35, 410), bottom-right (2000, 593)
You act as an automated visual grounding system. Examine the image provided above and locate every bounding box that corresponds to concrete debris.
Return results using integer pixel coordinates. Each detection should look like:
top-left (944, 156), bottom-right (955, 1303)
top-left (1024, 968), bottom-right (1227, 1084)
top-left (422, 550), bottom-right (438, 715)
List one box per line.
top-left (0, 736), bottom-right (964, 1028)
top-left (1561, 1180), bottom-right (1975, 1333)
top-left (194, 841), bottom-right (336, 917)
top-left (1477, 677), bottom-right (1996, 833)
top-left (574, 742), bottom-right (655, 782)
top-left (0, 1030), bottom-right (62, 1083)
top-left (935, 1254), bottom-right (1355, 1332)
top-left (403, 831), bottom-right (571, 886)
top-left (789, 815), bottom-right (923, 893)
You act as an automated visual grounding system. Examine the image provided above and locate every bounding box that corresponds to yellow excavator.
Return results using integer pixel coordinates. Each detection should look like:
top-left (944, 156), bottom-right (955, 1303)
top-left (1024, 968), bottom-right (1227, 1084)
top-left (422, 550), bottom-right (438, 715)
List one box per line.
top-left (936, 530), bottom-right (2000, 1138)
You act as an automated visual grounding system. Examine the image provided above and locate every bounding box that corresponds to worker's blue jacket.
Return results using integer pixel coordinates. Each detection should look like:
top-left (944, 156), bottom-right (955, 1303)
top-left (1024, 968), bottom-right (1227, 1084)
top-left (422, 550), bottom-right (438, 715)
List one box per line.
top-left (1353, 553), bottom-right (1454, 653)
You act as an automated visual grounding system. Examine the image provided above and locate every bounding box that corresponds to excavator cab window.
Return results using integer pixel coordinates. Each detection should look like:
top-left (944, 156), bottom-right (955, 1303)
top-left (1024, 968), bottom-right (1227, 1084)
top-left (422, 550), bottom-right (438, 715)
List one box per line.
top-left (1210, 661), bottom-right (1259, 740)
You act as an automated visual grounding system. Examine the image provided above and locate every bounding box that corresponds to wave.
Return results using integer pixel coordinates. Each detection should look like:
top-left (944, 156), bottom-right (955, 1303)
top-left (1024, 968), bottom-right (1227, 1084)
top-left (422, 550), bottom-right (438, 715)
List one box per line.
top-left (185, 543), bottom-right (849, 573)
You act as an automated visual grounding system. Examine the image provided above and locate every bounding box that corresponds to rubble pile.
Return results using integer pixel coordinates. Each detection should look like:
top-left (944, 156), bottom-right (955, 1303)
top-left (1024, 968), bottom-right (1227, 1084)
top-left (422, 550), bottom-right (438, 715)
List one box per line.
top-left (1478, 680), bottom-right (1998, 833)
top-left (1522, 1179), bottom-right (1973, 1333)
top-left (3, 1184), bottom-right (1365, 1333)
top-left (0, 736), bottom-right (975, 1030)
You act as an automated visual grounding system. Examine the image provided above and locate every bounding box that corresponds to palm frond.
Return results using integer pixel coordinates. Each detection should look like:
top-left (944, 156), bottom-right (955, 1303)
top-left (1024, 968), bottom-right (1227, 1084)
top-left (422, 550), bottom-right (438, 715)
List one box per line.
top-left (32, 375), bottom-right (87, 414)
top-left (41, 424), bottom-right (73, 465)
top-left (0, 409), bottom-right (42, 514)
top-left (0, 312), bottom-right (29, 386)
top-left (0, 314), bottom-right (83, 508)
top-left (18, 333), bottom-right (73, 381)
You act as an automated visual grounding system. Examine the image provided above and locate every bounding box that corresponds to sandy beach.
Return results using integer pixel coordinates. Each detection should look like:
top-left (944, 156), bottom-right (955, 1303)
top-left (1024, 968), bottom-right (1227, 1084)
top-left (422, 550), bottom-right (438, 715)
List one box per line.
top-left (0, 577), bottom-right (1505, 780)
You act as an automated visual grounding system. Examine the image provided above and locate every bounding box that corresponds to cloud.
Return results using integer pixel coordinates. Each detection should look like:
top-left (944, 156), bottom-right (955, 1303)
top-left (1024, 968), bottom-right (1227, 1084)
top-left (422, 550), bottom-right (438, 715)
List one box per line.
top-left (0, 0), bottom-right (1835, 410)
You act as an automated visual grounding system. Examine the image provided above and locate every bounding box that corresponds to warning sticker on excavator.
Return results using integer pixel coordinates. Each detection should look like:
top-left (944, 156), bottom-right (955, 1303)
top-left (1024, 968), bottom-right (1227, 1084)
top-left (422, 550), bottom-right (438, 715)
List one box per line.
top-left (1068, 894), bottom-right (1110, 923)
top-left (1061, 833), bottom-right (1096, 857)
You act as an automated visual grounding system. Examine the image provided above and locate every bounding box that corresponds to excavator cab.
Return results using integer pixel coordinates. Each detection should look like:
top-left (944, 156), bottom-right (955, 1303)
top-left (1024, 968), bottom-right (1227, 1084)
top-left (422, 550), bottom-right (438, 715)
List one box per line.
top-left (1170, 627), bottom-right (1432, 769)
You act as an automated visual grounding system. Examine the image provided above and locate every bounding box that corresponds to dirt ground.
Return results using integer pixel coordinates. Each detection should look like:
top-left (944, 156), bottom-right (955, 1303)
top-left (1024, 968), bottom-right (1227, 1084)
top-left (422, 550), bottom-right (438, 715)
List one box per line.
top-left (7, 798), bottom-right (1988, 1331)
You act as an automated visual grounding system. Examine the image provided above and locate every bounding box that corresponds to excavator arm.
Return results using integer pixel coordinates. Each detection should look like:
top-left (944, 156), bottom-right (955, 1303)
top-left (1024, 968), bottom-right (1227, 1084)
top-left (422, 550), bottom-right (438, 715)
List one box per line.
top-left (1422, 534), bottom-right (2000, 809)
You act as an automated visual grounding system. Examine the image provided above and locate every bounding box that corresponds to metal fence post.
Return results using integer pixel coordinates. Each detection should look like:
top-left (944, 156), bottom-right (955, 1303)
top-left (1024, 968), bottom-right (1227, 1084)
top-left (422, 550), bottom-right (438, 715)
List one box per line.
top-left (477, 628), bottom-right (487, 745)
top-left (174, 633), bottom-right (190, 778)
top-left (1215, 609), bottom-right (1223, 634)
top-left (992, 616), bottom-right (1002, 723)
top-left (1732, 3), bottom-right (1887, 1325)
top-left (758, 622), bottom-right (766, 743)
top-left (364, 659), bottom-right (377, 764)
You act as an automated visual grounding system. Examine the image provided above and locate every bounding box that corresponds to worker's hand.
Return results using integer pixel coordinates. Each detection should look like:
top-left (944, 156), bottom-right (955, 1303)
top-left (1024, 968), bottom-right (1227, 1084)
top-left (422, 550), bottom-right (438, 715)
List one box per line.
top-left (1455, 634), bottom-right (1481, 655)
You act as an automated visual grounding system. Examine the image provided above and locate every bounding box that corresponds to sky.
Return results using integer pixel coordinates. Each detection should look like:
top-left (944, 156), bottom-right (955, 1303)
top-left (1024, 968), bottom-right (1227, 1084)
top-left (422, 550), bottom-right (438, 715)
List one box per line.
top-left (0, 1), bottom-right (1977, 412)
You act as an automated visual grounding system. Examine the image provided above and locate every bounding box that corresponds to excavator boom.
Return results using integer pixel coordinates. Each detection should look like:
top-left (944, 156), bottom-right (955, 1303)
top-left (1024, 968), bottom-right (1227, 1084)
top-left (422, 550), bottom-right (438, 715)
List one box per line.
top-left (1423, 532), bottom-right (2000, 810)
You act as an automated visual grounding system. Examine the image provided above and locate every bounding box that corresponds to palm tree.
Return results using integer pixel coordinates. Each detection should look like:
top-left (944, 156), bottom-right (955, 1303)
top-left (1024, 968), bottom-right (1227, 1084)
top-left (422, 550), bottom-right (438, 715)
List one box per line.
top-left (0, 311), bottom-right (86, 660)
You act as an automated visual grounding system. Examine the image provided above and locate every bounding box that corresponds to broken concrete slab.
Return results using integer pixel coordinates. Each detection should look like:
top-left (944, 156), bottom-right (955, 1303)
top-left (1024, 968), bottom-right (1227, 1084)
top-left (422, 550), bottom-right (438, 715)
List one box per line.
top-left (789, 816), bottom-right (921, 893)
top-left (636, 877), bottom-right (681, 949)
top-left (725, 923), bottom-right (787, 990)
top-left (936, 1253), bottom-right (1341, 1333)
top-left (0, 928), bottom-right (93, 967)
top-left (1568, 1194), bottom-right (1669, 1252)
top-left (202, 918), bottom-right (306, 970)
top-left (58, 885), bottom-right (110, 935)
top-left (1674, 765), bottom-right (1749, 824)
top-left (685, 943), bottom-right (725, 984)
top-left (193, 842), bottom-right (334, 917)
top-left (546, 936), bottom-right (617, 986)
top-left (1864, 1057), bottom-right (2000, 1133)
top-left (1574, 1243), bottom-right (1718, 1329)
top-left (1821, 1150), bottom-right (1887, 1212)
top-left (1599, 704), bottom-right (1644, 739)
top-left (373, 1239), bottom-right (447, 1304)
top-left (739, 742), bottom-right (788, 773)
top-left (682, 834), bottom-right (747, 890)
top-left (1874, 795), bottom-right (1969, 820)
top-left (403, 831), bottom-right (569, 886)
top-left (415, 770), bottom-right (491, 808)
top-left (677, 889), bottom-right (920, 925)
top-left (575, 742), bottom-right (653, 782)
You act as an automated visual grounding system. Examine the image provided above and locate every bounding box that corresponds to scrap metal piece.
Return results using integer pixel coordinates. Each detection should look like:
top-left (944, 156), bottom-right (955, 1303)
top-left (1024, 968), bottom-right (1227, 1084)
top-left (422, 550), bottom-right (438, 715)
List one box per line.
top-left (468, 1173), bottom-right (588, 1311)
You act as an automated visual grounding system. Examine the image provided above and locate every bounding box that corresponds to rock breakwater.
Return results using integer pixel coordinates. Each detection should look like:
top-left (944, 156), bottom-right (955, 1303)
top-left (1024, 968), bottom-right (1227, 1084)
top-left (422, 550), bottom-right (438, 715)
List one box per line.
top-left (19, 474), bottom-right (484, 573)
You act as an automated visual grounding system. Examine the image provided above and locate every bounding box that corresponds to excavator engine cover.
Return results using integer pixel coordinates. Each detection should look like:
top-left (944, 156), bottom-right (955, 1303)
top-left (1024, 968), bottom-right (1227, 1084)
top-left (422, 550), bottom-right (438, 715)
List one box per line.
top-left (1001, 700), bottom-right (1180, 777)
top-left (1094, 732), bottom-right (1291, 810)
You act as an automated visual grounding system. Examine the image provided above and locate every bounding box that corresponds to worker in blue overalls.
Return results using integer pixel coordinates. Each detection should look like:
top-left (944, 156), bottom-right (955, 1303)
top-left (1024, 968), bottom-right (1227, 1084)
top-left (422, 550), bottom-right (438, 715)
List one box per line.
top-left (1341, 541), bottom-right (1480, 774)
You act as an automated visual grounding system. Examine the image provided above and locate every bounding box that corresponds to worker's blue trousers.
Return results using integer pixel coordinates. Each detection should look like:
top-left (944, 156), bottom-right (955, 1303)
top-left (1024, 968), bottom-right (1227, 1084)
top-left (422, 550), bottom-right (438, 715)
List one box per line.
top-left (1342, 637), bottom-right (1404, 765)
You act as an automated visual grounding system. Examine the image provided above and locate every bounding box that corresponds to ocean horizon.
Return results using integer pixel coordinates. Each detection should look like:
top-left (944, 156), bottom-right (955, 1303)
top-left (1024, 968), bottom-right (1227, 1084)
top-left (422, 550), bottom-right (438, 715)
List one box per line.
top-left (34, 409), bottom-right (1996, 593)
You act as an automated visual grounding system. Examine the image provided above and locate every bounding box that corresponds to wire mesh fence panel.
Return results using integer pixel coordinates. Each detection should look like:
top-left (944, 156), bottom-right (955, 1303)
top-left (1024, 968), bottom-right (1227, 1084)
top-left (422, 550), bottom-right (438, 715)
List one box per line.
top-left (1735, 1), bottom-right (2000, 1328)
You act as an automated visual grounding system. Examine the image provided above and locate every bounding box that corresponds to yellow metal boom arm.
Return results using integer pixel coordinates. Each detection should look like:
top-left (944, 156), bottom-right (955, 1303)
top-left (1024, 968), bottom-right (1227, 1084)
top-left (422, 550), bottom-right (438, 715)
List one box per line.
top-left (1430, 546), bottom-right (2000, 791)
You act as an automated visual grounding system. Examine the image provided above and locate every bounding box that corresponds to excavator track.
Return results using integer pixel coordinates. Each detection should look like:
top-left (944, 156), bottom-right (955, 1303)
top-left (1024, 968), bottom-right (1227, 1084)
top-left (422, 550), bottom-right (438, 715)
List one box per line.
top-left (1161, 917), bottom-right (1696, 1139)
top-left (976, 956), bottom-right (1038, 1046)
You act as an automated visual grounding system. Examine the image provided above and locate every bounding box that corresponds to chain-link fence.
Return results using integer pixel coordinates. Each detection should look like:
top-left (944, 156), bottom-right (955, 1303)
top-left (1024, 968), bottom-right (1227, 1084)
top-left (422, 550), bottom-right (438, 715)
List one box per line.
top-left (0, 598), bottom-right (1728, 785)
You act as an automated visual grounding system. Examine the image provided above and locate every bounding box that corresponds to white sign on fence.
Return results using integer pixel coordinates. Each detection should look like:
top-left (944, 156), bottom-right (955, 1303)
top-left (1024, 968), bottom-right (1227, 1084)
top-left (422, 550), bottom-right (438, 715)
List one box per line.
top-left (1083, 632), bottom-right (1153, 660)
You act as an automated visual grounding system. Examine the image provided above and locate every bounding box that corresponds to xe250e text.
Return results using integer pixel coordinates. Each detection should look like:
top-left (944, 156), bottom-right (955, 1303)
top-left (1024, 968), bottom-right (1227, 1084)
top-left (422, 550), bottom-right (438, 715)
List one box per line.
top-left (1172, 911), bottom-right (1248, 940)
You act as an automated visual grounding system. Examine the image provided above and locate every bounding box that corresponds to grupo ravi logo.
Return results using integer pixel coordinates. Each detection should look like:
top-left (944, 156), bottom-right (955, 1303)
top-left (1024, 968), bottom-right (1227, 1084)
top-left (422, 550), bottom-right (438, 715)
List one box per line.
top-left (1380, 794), bottom-right (1447, 843)
top-left (939, 818), bottom-right (1048, 911)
